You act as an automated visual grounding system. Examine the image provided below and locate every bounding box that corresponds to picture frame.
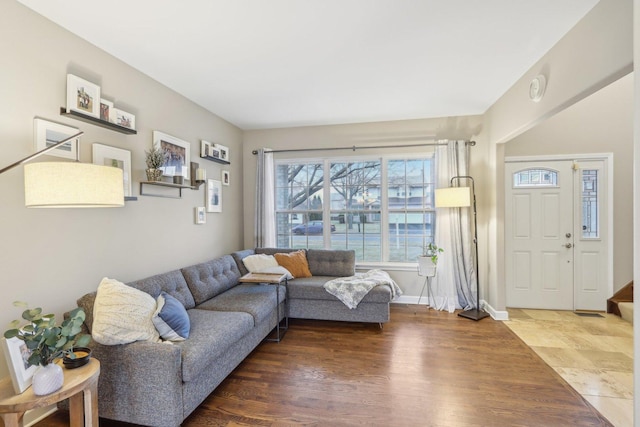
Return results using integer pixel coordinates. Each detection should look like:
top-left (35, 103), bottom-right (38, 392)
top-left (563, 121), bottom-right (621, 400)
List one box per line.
top-left (92, 143), bottom-right (132, 197)
top-left (100, 99), bottom-right (114, 122)
top-left (200, 140), bottom-right (212, 158)
top-left (195, 207), bottom-right (206, 224)
top-left (222, 170), bottom-right (230, 186)
top-left (215, 143), bottom-right (229, 162)
top-left (153, 131), bottom-right (191, 180)
top-left (112, 108), bottom-right (136, 130)
top-left (206, 179), bottom-right (222, 213)
top-left (2, 337), bottom-right (36, 394)
top-left (207, 145), bottom-right (220, 159)
top-left (34, 118), bottom-right (80, 160)
top-left (66, 74), bottom-right (101, 118)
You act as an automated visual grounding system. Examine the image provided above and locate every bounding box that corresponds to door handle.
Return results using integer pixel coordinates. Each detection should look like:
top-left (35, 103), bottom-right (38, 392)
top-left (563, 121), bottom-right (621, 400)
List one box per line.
top-left (563, 243), bottom-right (573, 249)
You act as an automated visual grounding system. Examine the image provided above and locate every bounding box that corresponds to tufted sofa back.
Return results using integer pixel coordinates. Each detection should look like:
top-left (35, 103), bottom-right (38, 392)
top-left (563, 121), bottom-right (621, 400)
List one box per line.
top-left (181, 255), bottom-right (242, 305)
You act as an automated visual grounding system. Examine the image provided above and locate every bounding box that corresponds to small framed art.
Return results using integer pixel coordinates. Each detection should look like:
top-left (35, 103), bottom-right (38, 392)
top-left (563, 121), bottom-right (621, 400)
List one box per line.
top-left (206, 179), bottom-right (222, 213)
top-left (66, 74), bottom-right (101, 118)
top-left (93, 143), bottom-right (132, 197)
top-left (195, 207), bottom-right (206, 224)
top-left (215, 144), bottom-right (229, 162)
top-left (153, 131), bottom-right (191, 179)
top-left (222, 170), bottom-right (230, 186)
top-left (100, 99), bottom-right (114, 122)
top-left (34, 118), bottom-right (80, 160)
top-left (112, 108), bottom-right (136, 130)
top-left (2, 337), bottom-right (37, 394)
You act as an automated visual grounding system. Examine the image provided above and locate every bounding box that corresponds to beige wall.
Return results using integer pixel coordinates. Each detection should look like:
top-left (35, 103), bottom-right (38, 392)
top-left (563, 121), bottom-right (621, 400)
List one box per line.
top-left (0, 0), bottom-right (244, 382)
top-left (505, 73), bottom-right (634, 292)
top-left (485, 0), bottom-right (633, 311)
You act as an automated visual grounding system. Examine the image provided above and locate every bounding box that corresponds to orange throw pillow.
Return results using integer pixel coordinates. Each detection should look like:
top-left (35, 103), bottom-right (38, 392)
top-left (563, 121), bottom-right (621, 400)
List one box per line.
top-left (274, 250), bottom-right (312, 278)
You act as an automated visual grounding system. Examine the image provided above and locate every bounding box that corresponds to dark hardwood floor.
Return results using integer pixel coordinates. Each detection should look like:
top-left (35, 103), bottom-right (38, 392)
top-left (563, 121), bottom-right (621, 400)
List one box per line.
top-left (37, 305), bottom-right (611, 427)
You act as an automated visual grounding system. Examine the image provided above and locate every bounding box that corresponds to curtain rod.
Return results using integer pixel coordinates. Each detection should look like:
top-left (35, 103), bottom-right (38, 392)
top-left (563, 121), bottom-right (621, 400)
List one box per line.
top-left (251, 140), bottom-right (475, 155)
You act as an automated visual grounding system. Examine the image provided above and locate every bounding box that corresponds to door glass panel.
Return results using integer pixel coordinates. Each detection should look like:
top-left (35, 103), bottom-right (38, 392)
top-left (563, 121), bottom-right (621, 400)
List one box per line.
top-left (513, 169), bottom-right (558, 187)
top-left (581, 169), bottom-right (599, 238)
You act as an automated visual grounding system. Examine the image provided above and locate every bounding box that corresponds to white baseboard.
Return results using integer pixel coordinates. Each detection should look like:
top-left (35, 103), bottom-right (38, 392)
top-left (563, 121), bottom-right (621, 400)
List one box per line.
top-left (482, 300), bottom-right (509, 321)
top-left (393, 297), bottom-right (509, 321)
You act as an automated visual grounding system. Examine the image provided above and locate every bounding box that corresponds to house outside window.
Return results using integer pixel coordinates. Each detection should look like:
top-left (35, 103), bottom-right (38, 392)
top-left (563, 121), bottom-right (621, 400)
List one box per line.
top-left (274, 155), bottom-right (435, 263)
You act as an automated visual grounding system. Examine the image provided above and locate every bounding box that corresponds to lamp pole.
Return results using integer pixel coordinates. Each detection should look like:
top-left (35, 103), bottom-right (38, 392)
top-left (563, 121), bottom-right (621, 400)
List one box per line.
top-left (451, 176), bottom-right (489, 321)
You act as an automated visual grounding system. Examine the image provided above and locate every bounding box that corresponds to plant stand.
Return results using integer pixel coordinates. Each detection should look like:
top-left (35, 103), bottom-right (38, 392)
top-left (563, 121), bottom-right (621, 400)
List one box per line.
top-left (417, 275), bottom-right (434, 308)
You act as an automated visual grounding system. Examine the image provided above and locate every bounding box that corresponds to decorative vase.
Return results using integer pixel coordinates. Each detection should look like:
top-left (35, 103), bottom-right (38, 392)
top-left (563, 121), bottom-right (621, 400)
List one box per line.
top-left (32, 363), bottom-right (63, 395)
top-left (417, 256), bottom-right (437, 277)
top-left (146, 168), bottom-right (163, 181)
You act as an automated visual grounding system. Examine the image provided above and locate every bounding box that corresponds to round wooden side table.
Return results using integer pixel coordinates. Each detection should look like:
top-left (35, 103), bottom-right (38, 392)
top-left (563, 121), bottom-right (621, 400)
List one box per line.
top-left (0, 358), bottom-right (100, 427)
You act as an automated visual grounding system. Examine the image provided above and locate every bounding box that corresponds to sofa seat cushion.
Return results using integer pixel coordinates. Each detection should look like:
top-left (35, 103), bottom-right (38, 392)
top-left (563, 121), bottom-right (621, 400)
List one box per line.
top-left (179, 309), bottom-right (254, 382)
top-left (196, 284), bottom-right (286, 325)
top-left (288, 276), bottom-right (392, 304)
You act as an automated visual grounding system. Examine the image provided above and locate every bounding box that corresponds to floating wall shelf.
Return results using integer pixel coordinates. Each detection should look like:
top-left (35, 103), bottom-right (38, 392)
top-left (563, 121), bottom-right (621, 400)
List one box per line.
top-left (199, 154), bottom-right (230, 165)
top-left (139, 181), bottom-right (198, 199)
top-left (60, 107), bottom-right (137, 135)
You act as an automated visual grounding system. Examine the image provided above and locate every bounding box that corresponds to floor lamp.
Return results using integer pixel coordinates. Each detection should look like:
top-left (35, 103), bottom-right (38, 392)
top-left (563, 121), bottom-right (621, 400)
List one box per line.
top-left (434, 176), bottom-right (489, 321)
top-left (0, 131), bottom-right (125, 208)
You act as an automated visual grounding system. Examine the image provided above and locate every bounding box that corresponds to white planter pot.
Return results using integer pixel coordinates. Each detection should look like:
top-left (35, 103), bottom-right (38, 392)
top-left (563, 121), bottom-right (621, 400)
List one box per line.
top-left (417, 256), bottom-right (437, 277)
top-left (32, 363), bottom-right (63, 395)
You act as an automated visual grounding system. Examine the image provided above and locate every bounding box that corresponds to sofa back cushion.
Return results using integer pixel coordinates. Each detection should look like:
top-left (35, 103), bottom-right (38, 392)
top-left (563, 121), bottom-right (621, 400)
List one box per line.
top-left (127, 269), bottom-right (196, 310)
top-left (255, 247), bottom-right (301, 256)
top-left (231, 249), bottom-right (255, 276)
top-left (181, 255), bottom-right (241, 305)
top-left (307, 249), bottom-right (355, 277)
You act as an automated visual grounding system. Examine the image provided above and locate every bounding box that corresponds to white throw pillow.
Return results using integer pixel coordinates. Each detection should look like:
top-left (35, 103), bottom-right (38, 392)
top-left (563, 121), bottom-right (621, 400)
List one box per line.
top-left (243, 254), bottom-right (278, 272)
top-left (92, 277), bottom-right (160, 345)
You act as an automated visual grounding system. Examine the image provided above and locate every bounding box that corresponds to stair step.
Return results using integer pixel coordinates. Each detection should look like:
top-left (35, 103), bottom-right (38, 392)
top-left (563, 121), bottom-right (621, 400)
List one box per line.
top-left (618, 302), bottom-right (633, 324)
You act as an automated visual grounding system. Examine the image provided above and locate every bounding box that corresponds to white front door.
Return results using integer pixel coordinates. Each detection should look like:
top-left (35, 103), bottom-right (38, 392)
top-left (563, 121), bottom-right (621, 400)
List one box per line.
top-left (505, 158), bottom-right (610, 311)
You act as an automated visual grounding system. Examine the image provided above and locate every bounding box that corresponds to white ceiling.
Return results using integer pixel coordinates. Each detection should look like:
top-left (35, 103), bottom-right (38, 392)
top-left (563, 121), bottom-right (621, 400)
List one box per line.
top-left (18, 0), bottom-right (598, 130)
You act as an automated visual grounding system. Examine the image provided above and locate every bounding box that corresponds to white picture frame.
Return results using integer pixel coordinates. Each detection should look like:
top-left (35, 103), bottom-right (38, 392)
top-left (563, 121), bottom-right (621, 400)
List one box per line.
top-left (34, 118), bottom-right (80, 160)
top-left (195, 207), bottom-right (206, 224)
top-left (2, 337), bottom-right (36, 394)
top-left (222, 170), bottom-right (230, 186)
top-left (200, 140), bottom-right (212, 158)
top-left (100, 98), bottom-right (114, 122)
top-left (66, 74), bottom-right (101, 118)
top-left (215, 143), bottom-right (229, 162)
top-left (206, 179), bottom-right (222, 213)
top-left (112, 108), bottom-right (136, 130)
top-left (92, 143), bottom-right (132, 197)
top-left (153, 131), bottom-right (191, 180)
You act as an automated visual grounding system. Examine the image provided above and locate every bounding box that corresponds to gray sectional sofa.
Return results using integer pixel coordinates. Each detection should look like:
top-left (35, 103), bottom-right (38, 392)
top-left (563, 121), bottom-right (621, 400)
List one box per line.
top-left (73, 248), bottom-right (395, 427)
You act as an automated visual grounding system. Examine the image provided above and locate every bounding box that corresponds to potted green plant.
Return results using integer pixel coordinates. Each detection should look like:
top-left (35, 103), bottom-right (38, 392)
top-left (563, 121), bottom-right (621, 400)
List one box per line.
top-left (145, 144), bottom-right (166, 181)
top-left (418, 242), bottom-right (444, 277)
top-left (4, 301), bottom-right (91, 395)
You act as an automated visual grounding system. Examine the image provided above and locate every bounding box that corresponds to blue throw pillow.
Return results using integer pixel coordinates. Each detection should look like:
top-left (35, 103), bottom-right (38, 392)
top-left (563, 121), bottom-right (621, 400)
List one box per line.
top-left (152, 292), bottom-right (190, 341)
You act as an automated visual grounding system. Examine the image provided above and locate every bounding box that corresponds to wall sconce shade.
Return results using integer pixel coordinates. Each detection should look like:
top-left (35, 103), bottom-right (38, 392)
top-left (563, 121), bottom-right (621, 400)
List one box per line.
top-left (435, 187), bottom-right (471, 208)
top-left (24, 162), bottom-right (124, 208)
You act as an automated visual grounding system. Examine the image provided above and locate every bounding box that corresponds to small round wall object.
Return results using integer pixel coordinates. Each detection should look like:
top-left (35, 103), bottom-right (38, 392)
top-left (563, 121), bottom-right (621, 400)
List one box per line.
top-left (529, 74), bottom-right (547, 102)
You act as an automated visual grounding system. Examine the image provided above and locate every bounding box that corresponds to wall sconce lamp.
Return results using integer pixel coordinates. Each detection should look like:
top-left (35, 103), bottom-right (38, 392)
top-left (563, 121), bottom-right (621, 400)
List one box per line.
top-left (190, 162), bottom-right (206, 189)
top-left (0, 132), bottom-right (125, 208)
top-left (434, 175), bottom-right (489, 321)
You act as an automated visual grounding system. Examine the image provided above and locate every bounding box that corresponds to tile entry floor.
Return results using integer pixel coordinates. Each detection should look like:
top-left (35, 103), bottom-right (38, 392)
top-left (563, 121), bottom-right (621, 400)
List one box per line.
top-left (505, 308), bottom-right (633, 427)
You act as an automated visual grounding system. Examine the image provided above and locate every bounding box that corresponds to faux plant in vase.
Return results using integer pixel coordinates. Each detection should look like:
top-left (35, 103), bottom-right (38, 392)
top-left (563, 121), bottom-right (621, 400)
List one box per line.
top-left (4, 302), bottom-right (91, 395)
top-left (145, 144), bottom-right (166, 181)
top-left (418, 243), bottom-right (444, 277)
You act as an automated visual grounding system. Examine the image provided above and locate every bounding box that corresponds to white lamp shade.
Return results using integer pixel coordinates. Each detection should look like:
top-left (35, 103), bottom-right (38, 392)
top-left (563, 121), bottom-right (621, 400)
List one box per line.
top-left (24, 162), bottom-right (124, 208)
top-left (435, 187), bottom-right (471, 208)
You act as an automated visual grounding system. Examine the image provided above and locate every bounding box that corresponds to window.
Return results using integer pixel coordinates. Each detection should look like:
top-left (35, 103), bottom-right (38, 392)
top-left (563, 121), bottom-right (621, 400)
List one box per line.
top-left (581, 169), bottom-right (599, 238)
top-left (274, 155), bottom-right (435, 263)
top-left (513, 168), bottom-right (558, 187)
